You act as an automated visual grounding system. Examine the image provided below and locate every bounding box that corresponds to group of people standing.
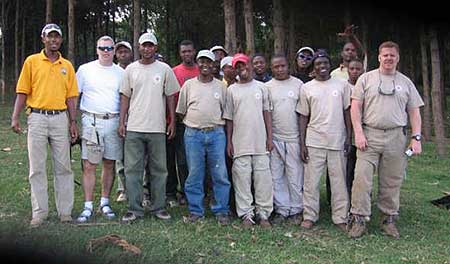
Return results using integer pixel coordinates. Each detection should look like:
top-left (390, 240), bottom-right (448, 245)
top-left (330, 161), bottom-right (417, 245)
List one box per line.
top-left (12, 23), bottom-right (424, 240)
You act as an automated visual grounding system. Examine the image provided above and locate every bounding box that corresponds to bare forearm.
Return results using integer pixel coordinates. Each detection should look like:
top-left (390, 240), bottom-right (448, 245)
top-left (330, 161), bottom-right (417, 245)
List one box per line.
top-left (263, 111), bottom-right (273, 142)
top-left (408, 108), bottom-right (422, 135)
top-left (226, 120), bottom-right (233, 142)
top-left (166, 95), bottom-right (176, 126)
top-left (350, 100), bottom-right (364, 134)
top-left (12, 93), bottom-right (27, 119)
top-left (299, 114), bottom-right (309, 145)
top-left (344, 108), bottom-right (352, 142)
top-left (66, 97), bottom-right (78, 122)
top-left (119, 94), bottom-right (130, 126)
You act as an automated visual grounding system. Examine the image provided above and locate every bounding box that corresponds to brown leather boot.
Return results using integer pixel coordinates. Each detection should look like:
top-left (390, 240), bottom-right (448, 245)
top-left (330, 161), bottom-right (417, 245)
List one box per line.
top-left (380, 214), bottom-right (400, 239)
top-left (348, 214), bottom-right (367, 239)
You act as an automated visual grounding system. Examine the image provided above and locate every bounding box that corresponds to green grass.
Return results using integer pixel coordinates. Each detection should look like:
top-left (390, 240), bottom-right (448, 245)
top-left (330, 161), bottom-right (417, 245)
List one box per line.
top-left (1, 102), bottom-right (450, 264)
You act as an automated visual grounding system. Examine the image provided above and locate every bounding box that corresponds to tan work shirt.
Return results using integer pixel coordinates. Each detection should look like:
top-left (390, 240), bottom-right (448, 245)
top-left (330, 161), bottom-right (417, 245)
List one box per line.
top-left (298, 77), bottom-right (351, 150)
top-left (266, 76), bottom-right (303, 142)
top-left (352, 69), bottom-right (424, 129)
top-left (120, 60), bottom-right (180, 133)
top-left (176, 77), bottom-right (226, 129)
top-left (223, 80), bottom-right (270, 157)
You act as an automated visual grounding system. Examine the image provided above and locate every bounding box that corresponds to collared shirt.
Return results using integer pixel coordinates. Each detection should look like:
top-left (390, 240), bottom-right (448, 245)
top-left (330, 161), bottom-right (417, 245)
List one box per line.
top-left (16, 49), bottom-right (78, 110)
top-left (352, 69), bottom-right (424, 129)
top-left (330, 64), bottom-right (349, 81)
top-left (254, 72), bottom-right (272, 83)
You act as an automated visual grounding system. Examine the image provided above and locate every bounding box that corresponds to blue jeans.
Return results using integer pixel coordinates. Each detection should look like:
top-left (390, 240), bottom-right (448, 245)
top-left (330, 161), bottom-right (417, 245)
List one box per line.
top-left (184, 126), bottom-right (230, 216)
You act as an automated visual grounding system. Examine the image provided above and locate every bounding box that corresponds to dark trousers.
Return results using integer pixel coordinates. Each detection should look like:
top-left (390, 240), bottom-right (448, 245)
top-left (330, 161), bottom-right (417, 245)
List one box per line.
top-left (166, 122), bottom-right (188, 199)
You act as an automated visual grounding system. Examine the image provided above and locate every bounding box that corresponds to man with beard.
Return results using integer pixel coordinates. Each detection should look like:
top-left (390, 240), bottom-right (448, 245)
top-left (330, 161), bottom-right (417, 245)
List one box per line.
top-left (119, 32), bottom-right (180, 223)
top-left (176, 50), bottom-right (231, 225)
top-left (298, 50), bottom-right (351, 232)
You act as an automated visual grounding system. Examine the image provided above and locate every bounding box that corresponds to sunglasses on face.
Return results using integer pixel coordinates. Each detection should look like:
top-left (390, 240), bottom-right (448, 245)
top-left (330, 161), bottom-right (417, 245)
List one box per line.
top-left (298, 54), bottom-right (313, 61)
top-left (97, 46), bottom-right (114, 52)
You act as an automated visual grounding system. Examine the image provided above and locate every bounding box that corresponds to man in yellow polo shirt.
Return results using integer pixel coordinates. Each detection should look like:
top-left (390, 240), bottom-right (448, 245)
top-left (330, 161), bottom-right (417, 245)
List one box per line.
top-left (11, 23), bottom-right (79, 227)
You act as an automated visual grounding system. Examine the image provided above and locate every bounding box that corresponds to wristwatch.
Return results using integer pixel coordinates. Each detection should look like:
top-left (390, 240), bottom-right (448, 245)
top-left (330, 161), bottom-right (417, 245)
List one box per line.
top-left (411, 134), bottom-right (422, 141)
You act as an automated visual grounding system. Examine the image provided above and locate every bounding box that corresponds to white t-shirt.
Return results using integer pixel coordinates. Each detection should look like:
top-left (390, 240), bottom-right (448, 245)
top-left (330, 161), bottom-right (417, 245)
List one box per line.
top-left (76, 60), bottom-right (124, 114)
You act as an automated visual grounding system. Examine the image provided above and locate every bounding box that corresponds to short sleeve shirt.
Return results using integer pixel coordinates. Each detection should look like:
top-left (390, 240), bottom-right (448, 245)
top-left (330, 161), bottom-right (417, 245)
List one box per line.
top-left (176, 78), bottom-right (226, 129)
top-left (330, 65), bottom-right (349, 81)
top-left (352, 69), bottom-right (424, 129)
top-left (77, 60), bottom-right (124, 114)
top-left (16, 50), bottom-right (78, 110)
top-left (297, 77), bottom-right (351, 150)
top-left (120, 60), bottom-right (180, 133)
top-left (223, 80), bottom-right (270, 157)
top-left (266, 76), bottom-right (303, 142)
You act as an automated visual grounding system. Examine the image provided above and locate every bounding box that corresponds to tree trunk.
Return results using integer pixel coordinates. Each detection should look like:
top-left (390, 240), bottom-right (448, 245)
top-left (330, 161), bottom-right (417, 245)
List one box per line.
top-left (223, 0), bottom-right (237, 54)
top-left (133, 0), bottom-right (141, 60)
top-left (287, 5), bottom-right (295, 65)
top-left (1, 0), bottom-right (6, 103)
top-left (68, 0), bottom-right (75, 64)
top-left (429, 26), bottom-right (447, 157)
top-left (419, 25), bottom-right (432, 141)
top-left (272, 0), bottom-right (284, 55)
top-left (46, 0), bottom-right (52, 23)
top-left (14, 0), bottom-right (19, 81)
top-left (243, 0), bottom-right (254, 55)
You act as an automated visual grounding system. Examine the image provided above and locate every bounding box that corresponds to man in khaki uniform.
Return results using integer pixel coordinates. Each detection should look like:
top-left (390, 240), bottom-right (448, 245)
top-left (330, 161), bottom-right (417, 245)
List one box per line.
top-left (176, 50), bottom-right (231, 225)
top-left (224, 53), bottom-right (274, 229)
top-left (298, 50), bottom-right (352, 232)
top-left (266, 55), bottom-right (304, 224)
top-left (349, 41), bottom-right (424, 239)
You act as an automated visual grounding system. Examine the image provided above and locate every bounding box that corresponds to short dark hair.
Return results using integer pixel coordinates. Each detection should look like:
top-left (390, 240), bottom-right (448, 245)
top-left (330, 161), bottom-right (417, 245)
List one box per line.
top-left (349, 58), bottom-right (363, 65)
top-left (252, 53), bottom-right (266, 61)
top-left (378, 41), bottom-right (399, 54)
top-left (271, 54), bottom-right (287, 63)
top-left (179, 40), bottom-right (194, 48)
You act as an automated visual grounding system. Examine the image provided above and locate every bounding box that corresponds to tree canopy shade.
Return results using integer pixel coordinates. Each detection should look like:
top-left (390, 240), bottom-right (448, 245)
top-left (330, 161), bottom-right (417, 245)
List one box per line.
top-left (0, 0), bottom-right (448, 155)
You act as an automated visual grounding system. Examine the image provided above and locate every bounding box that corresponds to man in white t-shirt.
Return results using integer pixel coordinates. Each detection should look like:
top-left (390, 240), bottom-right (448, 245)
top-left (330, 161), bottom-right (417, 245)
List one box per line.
top-left (75, 36), bottom-right (125, 223)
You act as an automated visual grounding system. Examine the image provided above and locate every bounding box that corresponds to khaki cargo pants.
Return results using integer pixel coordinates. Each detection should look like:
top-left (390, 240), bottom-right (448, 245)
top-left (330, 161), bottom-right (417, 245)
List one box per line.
top-left (350, 126), bottom-right (407, 217)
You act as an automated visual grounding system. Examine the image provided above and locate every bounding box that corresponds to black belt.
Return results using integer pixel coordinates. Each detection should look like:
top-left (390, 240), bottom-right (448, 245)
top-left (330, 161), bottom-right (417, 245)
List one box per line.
top-left (30, 108), bottom-right (65, 115)
top-left (82, 111), bottom-right (119, 120)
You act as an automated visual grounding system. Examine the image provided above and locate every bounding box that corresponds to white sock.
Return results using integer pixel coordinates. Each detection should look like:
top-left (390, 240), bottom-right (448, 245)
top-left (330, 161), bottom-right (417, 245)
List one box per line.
top-left (100, 197), bottom-right (110, 207)
top-left (84, 201), bottom-right (93, 210)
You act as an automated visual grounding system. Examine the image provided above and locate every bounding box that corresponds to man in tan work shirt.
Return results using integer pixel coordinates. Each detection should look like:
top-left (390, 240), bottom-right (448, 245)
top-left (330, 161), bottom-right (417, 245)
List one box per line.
top-left (348, 41), bottom-right (424, 239)
top-left (298, 49), bottom-right (352, 233)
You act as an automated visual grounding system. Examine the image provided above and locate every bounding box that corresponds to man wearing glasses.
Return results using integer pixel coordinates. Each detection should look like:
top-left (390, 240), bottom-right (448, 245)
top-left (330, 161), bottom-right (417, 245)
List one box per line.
top-left (11, 23), bottom-right (78, 227)
top-left (348, 41), bottom-right (424, 239)
top-left (294, 47), bottom-right (314, 83)
top-left (75, 36), bottom-right (125, 223)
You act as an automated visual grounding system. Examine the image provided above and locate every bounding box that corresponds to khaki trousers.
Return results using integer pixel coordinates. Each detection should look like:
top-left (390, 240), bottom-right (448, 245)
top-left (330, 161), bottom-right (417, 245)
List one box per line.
top-left (232, 154), bottom-right (273, 219)
top-left (270, 140), bottom-right (304, 217)
top-left (303, 147), bottom-right (349, 224)
top-left (350, 126), bottom-right (406, 217)
top-left (27, 112), bottom-right (74, 219)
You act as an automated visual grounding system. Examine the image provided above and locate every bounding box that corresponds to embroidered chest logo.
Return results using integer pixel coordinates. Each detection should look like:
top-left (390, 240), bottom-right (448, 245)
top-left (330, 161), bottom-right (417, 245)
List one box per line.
top-left (60, 67), bottom-right (67, 75)
top-left (288, 90), bottom-right (295, 97)
top-left (255, 92), bottom-right (261, 100)
top-left (332, 90), bottom-right (339, 97)
top-left (214, 92), bottom-right (220, 99)
top-left (395, 85), bottom-right (402, 91)
top-left (153, 75), bottom-right (161, 84)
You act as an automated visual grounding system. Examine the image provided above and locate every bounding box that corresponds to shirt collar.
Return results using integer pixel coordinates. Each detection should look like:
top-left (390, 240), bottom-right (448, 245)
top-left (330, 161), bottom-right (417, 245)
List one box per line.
top-left (39, 49), bottom-right (62, 64)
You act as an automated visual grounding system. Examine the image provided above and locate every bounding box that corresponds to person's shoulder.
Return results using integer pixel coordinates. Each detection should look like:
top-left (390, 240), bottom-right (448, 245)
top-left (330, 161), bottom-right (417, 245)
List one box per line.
top-left (155, 60), bottom-right (172, 70)
top-left (289, 75), bottom-right (304, 85)
top-left (172, 63), bottom-right (183, 71)
top-left (125, 61), bottom-right (140, 71)
top-left (112, 63), bottom-right (125, 72)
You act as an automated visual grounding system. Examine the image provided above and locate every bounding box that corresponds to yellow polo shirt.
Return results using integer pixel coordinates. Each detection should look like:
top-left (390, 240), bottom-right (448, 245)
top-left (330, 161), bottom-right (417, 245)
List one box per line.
top-left (16, 49), bottom-right (78, 110)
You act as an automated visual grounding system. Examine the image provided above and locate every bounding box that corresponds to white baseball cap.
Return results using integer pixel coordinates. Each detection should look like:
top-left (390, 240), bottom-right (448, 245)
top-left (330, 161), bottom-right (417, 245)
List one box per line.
top-left (210, 45), bottom-right (228, 55)
top-left (220, 56), bottom-right (233, 69)
top-left (41, 23), bottom-right (62, 37)
top-left (196, 50), bottom-right (215, 61)
top-left (296, 46), bottom-right (315, 56)
top-left (115, 41), bottom-right (132, 51)
top-left (139, 32), bottom-right (158, 45)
